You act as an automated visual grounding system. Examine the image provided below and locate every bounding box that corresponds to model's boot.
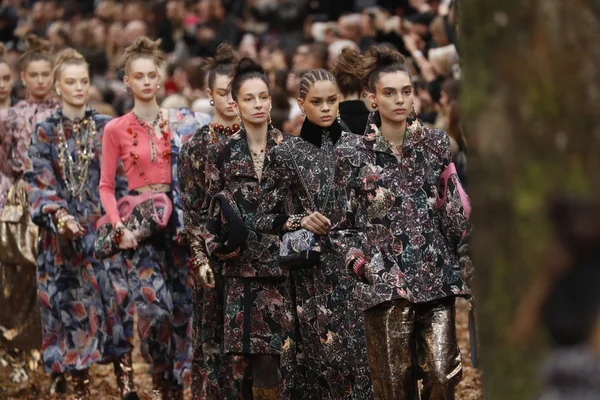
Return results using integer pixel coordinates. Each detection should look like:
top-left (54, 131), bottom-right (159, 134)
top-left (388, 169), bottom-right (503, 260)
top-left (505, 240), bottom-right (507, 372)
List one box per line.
top-left (114, 353), bottom-right (139, 400)
top-left (50, 372), bottom-right (67, 394)
top-left (72, 369), bottom-right (91, 400)
top-left (151, 372), bottom-right (171, 400)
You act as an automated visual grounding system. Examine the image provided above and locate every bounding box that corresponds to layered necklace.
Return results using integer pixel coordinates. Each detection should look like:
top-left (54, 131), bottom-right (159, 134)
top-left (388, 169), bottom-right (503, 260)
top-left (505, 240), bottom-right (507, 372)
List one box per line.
top-left (250, 144), bottom-right (266, 180)
top-left (208, 122), bottom-right (240, 144)
top-left (128, 111), bottom-right (170, 190)
top-left (132, 110), bottom-right (168, 163)
top-left (56, 115), bottom-right (97, 198)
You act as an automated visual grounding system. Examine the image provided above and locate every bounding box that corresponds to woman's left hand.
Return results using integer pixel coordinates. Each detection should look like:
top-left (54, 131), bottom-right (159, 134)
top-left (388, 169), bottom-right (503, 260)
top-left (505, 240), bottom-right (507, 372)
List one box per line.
top-left (217, 247), bottom-right (240, 260)
top-left (60, 217), bottom-right (85, 240)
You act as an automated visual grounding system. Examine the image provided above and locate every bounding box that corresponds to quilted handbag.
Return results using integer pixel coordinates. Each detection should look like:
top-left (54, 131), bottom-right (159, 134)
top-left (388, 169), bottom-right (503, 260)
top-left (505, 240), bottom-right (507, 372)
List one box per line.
top-left (94, 191), bottom-right (172, 259)
top-left (0, 179), bottom-right (38, 267)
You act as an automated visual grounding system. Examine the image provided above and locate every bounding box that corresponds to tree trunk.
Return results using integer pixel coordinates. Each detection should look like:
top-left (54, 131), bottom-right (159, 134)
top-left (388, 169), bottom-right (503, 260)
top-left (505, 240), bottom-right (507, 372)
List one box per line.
top-left (460, 0), bottom-right (600, 398)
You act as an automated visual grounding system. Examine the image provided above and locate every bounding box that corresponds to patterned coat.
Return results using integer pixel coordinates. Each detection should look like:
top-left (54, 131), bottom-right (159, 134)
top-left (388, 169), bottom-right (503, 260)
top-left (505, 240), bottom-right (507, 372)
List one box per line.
top-left (203, 128), bottom-right (290, 355)
top-left (178, 123), bottom-right (248, 400)
top-left (254, 118), bottom-right (374, 400)
top-left (24, 108), bottom-right (132, 373)
top-left (335, 114), bottom-right (471, 310)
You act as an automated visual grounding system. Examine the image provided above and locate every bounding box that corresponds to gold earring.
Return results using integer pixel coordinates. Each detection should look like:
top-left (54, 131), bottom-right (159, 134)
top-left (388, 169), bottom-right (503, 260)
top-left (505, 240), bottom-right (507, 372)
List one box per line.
top-left (371, 102), bottom-right (377, 109)
top-left (337, 109), bottom-right (342, 124)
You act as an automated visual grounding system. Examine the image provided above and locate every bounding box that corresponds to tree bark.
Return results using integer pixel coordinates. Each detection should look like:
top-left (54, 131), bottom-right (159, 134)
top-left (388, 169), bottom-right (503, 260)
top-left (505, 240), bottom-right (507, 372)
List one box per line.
top-left (460, 0), bottom-right (600, 398)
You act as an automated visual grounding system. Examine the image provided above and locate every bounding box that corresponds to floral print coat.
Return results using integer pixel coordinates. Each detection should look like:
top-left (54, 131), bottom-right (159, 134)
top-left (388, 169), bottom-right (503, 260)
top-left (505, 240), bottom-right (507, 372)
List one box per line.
top-left (335, 114), bottom-right (472, 310)
top-left (24, 108), bottom-right (132, 373)
top-left (178, 123), bottom-right (248, 400)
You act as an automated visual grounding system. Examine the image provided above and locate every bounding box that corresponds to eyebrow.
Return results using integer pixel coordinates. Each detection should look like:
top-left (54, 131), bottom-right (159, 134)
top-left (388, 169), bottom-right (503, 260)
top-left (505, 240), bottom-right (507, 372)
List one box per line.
top-left (309, 95), bottom-right (338, 99)
top-left (243, 91), bottom-right (269, 96)
top-left (382, 86), bottom-right (412, 90)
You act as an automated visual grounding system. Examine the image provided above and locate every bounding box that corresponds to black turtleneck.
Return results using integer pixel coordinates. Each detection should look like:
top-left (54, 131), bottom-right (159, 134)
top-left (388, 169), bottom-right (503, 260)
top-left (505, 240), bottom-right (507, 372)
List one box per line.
top-left (299, 117), bottom-right (342, 148)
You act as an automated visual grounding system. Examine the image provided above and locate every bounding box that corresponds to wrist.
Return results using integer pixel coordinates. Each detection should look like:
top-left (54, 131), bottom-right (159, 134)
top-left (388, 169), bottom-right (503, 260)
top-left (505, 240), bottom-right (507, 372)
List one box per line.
top-left (286, 213), bottom-right (306, 231)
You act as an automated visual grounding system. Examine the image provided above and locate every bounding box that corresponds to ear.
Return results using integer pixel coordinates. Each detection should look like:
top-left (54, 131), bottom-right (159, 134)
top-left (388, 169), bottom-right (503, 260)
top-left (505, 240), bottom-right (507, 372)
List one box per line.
top-left (123, 75), bottom-right (129, 86)
top-left (206, 87), bottom-right (213, 100)
top-left (368, 92), bottom-right (376, 104)
top-left (296, 97), bottom-right (304, 112)
top-left (20, 71), bottom-right (25, 85)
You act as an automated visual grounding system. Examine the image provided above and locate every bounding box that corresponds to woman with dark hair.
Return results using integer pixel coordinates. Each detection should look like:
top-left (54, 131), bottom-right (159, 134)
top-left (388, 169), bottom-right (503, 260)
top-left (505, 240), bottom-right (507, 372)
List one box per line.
top-left (0, 34), bottom-right (57, 368)
top-left (332, 46), bottom-right (370, 135)
top-left (178, 43), bottom-right (247, 400)
top-left (99, 36), bottom-right (207, 399)
top-left (195, 57), bottom-right (290, 399)
top-left (25, 48), bottom-right (134, 400)
top-left (255, 68), bottom-right (373, 399)
top-left (336, 46), bottom-right (472, 399)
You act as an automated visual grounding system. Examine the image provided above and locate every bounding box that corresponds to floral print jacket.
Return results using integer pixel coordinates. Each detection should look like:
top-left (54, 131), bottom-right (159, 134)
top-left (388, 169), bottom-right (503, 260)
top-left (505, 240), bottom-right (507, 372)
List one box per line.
top-left (336, 114), bottom-right (472, 308)
top-left (203, 128), bottom-right (287, 277)
top-left (0, 98), bottom-right (59, 210)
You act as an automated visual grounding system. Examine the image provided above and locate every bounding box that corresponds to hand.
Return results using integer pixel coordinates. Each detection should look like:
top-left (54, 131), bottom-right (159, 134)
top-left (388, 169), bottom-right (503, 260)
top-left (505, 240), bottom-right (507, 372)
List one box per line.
top-left (300, 211), bottom-right (331, 235)
top-left (197, 262), bottom-right (215, 289)
top-left (117, 227), bottom-right (138, 250)
top-left (216, 247), bottom-right (240, 261)
top-left (62, 218), bottom-right (85, 240)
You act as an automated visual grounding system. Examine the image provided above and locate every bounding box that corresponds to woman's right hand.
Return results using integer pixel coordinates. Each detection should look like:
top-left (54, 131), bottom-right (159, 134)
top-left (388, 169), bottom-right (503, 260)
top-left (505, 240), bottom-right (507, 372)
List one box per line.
top-left (301, 211), bottom-right (331, 235)
top-left (117, 227), bottom-right (138, 250)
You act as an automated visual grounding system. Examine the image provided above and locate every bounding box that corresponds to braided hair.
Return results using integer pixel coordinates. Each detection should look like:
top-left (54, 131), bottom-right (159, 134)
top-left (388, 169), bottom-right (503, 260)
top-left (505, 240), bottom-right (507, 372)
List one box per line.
top-left (298, 68), bottom-right (337, 100)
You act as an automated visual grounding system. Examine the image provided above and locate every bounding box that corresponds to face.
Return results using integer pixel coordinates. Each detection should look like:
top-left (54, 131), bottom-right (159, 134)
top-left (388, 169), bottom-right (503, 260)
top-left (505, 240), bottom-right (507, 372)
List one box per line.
top-left (370, 71), bottom-right (414, 125)
top-left (124, 58), bottom-right (161, 102)
top-left (21, 60), bottom-right (53, 100)
top-left (0, 62), bottom-right (14, 103)
top-left (56, 64), bottom-right (90, 109)
top-left (207, 74), bottom-right (235, 119)
top-left (298, 80), bottom-right (339, 128)
top-left (234, 78), bottom-right (271, 126)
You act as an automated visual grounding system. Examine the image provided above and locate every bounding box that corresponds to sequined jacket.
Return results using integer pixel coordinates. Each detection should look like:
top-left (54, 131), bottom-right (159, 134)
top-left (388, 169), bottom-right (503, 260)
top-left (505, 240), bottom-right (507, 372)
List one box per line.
top-left (203, 128), bottom-right (287, 277)
top-left (335, 114), bottom-right (472, 308)
top-left (0, 98), bottom-right (59, 210)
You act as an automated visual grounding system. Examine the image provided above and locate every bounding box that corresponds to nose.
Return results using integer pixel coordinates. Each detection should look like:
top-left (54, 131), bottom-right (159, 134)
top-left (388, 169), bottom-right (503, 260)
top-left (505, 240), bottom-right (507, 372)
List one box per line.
top-left (76, 81), bottom-right (82, 91)
top-left (143, 76), bottom-right (150, 85)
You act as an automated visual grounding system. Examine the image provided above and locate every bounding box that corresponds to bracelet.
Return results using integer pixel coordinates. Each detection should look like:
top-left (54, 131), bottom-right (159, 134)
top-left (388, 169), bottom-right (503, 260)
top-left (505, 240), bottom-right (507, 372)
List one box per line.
top-left (113, 226), bottom-right (125, 246)
top-left (287, 214), bottom-right (306, 231)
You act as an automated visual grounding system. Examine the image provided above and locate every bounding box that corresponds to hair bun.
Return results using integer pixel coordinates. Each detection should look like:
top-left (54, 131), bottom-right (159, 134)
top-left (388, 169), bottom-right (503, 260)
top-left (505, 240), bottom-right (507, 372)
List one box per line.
top-left (367, 46), bottom-right (406, 69)
top-left (25, 34), bottom-right (51, 53)
top-left (128, 37), bottom-right (162, 54)
top-left (234, 57), bottom-right (265, 77)
top-left (54, 48), bottom-right (85, 66)
top-left (205, 43), bottom-right (238, 72)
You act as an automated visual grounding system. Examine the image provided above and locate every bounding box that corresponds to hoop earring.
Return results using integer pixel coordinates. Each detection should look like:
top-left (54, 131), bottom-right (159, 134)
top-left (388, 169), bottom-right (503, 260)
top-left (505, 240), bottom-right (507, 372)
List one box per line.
top-left (337, 109), bottom-right (342, 125)
top-left (209, 99), bottom-right (215, 106)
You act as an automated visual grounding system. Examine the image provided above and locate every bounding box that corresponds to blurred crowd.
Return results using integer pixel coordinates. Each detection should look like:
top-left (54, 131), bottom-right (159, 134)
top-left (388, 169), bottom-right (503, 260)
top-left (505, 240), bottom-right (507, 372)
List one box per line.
top-left (0, 0), bottom-right (465, 178)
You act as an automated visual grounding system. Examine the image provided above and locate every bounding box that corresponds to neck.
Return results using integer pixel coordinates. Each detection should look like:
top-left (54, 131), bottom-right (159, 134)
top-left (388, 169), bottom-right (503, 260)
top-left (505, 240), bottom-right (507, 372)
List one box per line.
top-left (339, 93), bottom-right (360, 102)
top-left (61, 102), bottom-right (87, 120)
top-left (28, 92), bottom-right (49, 102)
top-left (244, 121), bottom-right (268, 148)
top-left (211, 112), bottom-right (238, 127)
top-left (380, 118), bottom-right (407, 145)
top-left (132, 98), bottom-right (160, 121)
top-left (0, 97), bottom-right (11, 109)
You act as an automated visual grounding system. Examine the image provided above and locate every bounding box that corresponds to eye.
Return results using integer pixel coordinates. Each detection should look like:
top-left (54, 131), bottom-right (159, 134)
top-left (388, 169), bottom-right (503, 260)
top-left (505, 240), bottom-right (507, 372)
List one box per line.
top-left (42, 72), bottom-right (50, 77)
top-left (384, 91), bottom-right (392, 96)
top-left (328, 98), bottom-right (336, 104)
top-left (311, 100), bottom-right (319, 105)
top-left (403, 89), bottom-right (412, 95)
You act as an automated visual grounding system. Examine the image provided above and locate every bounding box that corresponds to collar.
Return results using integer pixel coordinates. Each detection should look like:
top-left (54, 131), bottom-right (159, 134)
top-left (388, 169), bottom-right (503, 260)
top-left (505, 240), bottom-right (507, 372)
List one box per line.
top-left (54, 106), bottom-right (97, 123)
top-left (238, 125), bottom-right (285, 147)
top-left (363, 110), bottom-right (425, 153)
top-left (299, 117), bottom-right (342, 148)
top-left (339, 100), bottom-right (370, 115)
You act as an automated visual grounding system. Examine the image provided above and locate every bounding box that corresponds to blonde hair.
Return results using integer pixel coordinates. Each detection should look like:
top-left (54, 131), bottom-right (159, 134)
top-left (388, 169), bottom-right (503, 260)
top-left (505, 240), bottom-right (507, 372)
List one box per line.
top-left (118, 36), bottom-right (165, 73)
top-left (53, 48), bottom-right (89, 81)
top-left (19, 35), bottom-right (52, 72)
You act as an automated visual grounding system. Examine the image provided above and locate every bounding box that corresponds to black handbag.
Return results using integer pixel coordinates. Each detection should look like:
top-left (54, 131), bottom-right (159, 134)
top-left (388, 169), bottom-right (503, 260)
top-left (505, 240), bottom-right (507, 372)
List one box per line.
top-left (277, 145), bottom-right (333, 269)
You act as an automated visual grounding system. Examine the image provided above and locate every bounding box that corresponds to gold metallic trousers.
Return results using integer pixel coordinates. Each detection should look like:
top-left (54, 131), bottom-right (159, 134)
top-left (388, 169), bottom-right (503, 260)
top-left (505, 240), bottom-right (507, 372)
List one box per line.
top-left (364, 298), bottom-right (462, 400)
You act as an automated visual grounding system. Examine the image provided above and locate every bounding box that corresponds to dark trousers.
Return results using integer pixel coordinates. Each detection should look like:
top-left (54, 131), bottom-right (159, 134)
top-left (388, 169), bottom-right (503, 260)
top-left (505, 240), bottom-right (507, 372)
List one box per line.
top-left (364, 297), bottom-right (462, 400)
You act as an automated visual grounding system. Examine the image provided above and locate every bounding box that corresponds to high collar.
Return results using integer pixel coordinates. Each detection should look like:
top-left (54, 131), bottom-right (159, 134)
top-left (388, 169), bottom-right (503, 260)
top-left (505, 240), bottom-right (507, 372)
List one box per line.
top-left (54, 106), bottom-right (97, 123)
top-left (363, 110), bottom-right (425, 154)
top-left (299, 117), bottom-right (342, 148)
